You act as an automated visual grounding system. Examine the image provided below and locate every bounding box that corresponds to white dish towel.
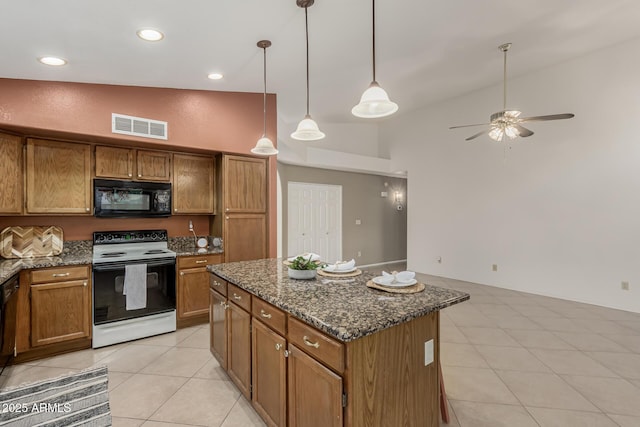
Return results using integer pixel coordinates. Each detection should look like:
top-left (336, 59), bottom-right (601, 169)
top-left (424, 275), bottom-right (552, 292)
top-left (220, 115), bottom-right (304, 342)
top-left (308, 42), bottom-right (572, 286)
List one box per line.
top-left (123, 264), bottom-right (147, 310)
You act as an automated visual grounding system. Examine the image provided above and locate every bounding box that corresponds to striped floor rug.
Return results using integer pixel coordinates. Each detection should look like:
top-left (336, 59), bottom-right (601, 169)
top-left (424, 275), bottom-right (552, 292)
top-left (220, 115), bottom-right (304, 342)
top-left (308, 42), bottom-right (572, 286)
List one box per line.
top-left (0, 365), bottom-right (111, 426)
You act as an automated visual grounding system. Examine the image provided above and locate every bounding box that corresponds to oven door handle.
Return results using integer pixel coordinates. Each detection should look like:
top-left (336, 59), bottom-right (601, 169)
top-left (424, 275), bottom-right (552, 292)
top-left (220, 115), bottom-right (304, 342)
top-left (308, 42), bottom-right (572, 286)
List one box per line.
top-left (93, 258), bottom-right (175, 271)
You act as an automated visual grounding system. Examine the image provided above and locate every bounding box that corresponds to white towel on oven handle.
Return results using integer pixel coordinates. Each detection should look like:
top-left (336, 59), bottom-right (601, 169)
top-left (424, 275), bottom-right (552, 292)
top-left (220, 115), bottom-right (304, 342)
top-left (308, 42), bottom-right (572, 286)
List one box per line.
top-left (123, 264), bottom-right (147, 310)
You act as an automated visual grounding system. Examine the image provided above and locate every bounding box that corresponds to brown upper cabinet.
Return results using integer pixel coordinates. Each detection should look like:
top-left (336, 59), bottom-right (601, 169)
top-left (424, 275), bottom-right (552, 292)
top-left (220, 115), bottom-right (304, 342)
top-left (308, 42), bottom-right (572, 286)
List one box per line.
top-left (95, 146), bottom-right (171, 182)
top-left (0, 132), bottom-right (24, 214)
top-left (223, 155), bottom-right (266, 213)
top-left (172, 153), bottom-right (215, 214)
top-left (26, 139), bottom-right (91, 215)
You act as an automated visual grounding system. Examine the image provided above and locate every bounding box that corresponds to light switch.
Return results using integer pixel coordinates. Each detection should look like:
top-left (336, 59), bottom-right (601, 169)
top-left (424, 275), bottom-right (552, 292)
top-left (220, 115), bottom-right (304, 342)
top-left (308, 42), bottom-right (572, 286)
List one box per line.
top-left (355, 219), bottom-right (361, 225)
top-left (424, 339), bottom-right (434, 366)
top-left (381, 191), bottom-right (388, 197)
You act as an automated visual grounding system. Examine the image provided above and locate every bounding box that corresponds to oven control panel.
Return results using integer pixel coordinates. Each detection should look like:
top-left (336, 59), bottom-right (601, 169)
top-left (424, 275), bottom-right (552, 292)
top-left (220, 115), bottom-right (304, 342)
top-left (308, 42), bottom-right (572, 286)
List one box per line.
top-left (93, 230), bottom-right (168, 245)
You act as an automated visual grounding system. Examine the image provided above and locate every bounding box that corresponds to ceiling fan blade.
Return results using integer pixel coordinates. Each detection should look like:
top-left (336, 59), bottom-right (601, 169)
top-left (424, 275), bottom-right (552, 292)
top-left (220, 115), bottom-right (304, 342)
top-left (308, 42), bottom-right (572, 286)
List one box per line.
top-left (449, 123), bottom-right (491, 129)
top-left (514, 124), bottom-right (534, 137)
top-left (519, 113), bottom-right (575, 122)
top-left (465, 129), bottom-right (490, 141)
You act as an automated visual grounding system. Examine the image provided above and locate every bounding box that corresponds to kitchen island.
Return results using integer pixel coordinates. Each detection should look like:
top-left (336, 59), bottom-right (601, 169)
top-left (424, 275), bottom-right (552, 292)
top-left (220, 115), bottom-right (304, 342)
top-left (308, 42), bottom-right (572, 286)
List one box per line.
top-left (208, 258), bottom-right (469, 427)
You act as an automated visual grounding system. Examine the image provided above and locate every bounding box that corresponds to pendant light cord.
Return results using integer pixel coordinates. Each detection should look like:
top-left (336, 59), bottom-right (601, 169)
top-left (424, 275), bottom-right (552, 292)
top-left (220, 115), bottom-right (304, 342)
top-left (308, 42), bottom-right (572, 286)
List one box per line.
top-left (262, 45), bottom-right (267, 137)
top-left (503, 47), bottom-right (507, 111)
top-left (372, 0), bottom-right (376, 83)
top-left (305, 6), bottom-right (310, 116)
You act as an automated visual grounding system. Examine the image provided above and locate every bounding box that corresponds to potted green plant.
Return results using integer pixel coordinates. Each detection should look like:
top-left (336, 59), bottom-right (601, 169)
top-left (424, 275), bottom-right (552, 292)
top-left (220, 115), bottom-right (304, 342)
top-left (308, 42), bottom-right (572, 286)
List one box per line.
top-left (287, 256), bottom-right (324, 280)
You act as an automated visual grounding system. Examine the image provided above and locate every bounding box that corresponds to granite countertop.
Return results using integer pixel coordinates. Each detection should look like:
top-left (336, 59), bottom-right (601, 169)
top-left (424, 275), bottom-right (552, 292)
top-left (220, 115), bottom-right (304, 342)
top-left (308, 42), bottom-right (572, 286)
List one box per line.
top-left (208, 258), bottom-right (470, 342)
top-left (0, 237), bottom-right (224, 284)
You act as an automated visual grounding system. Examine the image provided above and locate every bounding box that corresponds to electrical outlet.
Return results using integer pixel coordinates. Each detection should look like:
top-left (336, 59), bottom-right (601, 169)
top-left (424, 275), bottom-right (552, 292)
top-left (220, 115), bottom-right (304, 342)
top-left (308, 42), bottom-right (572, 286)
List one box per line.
top-left (621, 281), bottom-right (630, 291)
top-left (436, 256), bottom-right (442, 264)
top-left (188, 220), bottom-right (193, 232)
top-left (492, 264), bottom-right (498, 272)
top-left (357, 251), bottom-right (362, 257)
top-left (355, 219), bottom-right (362, 225)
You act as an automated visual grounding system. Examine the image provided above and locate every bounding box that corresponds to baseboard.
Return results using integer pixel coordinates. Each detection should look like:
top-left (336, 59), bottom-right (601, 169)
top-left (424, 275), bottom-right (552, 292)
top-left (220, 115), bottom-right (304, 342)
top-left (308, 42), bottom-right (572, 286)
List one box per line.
top-left (357, 259), bottom-right (407, 269)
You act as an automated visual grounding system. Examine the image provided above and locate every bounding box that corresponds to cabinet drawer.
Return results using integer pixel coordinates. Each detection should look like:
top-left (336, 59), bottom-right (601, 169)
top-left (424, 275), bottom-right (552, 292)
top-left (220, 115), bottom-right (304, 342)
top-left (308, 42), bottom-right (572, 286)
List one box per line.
top-left (209, 274), bottom-right (227, 297)
top-left (287, 316), bottom-right (344, 374)
top-left (252, 297), bottom-right (286, 336)
top-left (31, 265), bottom-right (89, 284)
top-left (228, 284), bottom-right (251, 312)
top-left (179, 254), bottom-right (222, 269)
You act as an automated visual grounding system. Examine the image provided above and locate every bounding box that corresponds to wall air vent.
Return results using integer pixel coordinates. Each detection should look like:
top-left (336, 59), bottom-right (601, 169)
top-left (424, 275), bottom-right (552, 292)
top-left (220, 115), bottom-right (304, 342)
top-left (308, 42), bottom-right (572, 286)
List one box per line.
top-left (112, 113), bottom-right (168, 140)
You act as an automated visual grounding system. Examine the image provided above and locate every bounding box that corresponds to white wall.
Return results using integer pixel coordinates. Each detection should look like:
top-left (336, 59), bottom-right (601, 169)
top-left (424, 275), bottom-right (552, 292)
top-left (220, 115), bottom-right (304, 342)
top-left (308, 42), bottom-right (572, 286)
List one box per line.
top-left (380, 37), bottom-right (640, 313)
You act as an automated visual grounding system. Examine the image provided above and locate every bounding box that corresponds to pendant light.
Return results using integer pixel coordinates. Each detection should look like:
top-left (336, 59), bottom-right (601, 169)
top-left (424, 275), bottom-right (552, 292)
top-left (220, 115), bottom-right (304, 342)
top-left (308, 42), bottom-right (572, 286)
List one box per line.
top-left (352, 0), bottom-right (398, 118)
top-left (251, 40), bottom-right (279, 156)
top-left (291, 0), bottom-right (325, 141)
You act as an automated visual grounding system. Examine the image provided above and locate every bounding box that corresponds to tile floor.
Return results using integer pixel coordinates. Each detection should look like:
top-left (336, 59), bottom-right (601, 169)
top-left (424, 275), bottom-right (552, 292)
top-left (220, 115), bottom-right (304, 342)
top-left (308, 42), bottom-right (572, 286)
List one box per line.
top-left (0, 267), bottom-right (639, 427)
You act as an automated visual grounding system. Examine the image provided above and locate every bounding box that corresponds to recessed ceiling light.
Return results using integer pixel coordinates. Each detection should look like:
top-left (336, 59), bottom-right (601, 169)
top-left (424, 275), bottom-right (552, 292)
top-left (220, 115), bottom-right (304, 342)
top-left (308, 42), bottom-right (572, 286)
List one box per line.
top-left (207, 73), bottom-right (223, 80)
top-left (136, 28), bottom-right (164, 42)
top-left (38, 56), bottom-right (67, 66)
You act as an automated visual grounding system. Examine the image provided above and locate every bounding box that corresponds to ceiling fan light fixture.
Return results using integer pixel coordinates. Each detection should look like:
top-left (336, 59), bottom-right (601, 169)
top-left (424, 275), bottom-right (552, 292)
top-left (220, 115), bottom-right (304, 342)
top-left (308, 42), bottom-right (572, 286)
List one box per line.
top-left (251, 40), bottom-right (278, 156)
top-left (352, 81), bottom-right (398, 118)
top-left (291, 114), bottom-right (325, 140)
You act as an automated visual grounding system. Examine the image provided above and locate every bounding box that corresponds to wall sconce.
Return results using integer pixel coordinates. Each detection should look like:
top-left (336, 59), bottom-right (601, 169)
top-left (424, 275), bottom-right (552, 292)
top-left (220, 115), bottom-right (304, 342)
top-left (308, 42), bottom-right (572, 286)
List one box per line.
top-left (394, 191), bottom-right (403, 211)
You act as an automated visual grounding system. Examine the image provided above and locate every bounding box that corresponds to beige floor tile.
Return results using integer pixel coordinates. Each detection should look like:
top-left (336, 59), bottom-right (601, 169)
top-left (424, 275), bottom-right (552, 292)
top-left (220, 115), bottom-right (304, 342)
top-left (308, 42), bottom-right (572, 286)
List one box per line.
top-left (459, 327), bottom-right (521, 347)
top-left (440, 325), bottom-right (469, 343)
top-left (150, 378), bottom-right (240, 426)
top-left (605, 334), bottom-right (640, 353)
top-left (441, 366), bottom-right (519, 405)
top-left (108, 371), bottom-right (133, 392)
top-left (616, 320), bottom-right (640, 333)
top-left (556, 307), bottom-right (608, 320)
top-left (441, 400), bottom-right (460, 427)
top-left (607, 413), bottom-right (640, 427)
top-left (220, 395), bottom-right (267, 427)
top-left (193, 357), bottom-right (230, 381)
top-left (445, 307), bottom-right (498, 328)
top-left (130, 327), bottom-right (198, 347)
top-left (526, 407), bottom-right (619, 427)
top-left (488, 315), bottom-right (543, 331)
top-left (498, 296), bottom-right (541, 306)
top-left (496, 371), bottom-right (598, 412)
top-left (111, 417), bottom-right (145, 427)
top-left (36, 346), bottom-right (119, 369)
top-left (99, 344), bottom-right (170, 373)
top-left (511, 304), bottom-right (563, 318)
top-left (562, 375), bottom-right (640, 416)
top-left (586, 351), bottom-right (640, 380)
top-left (590, 307), bottom-right (640, 322)
top-left (465, 295), bottom-right (503, 304)
top-left (475, 345), bottom-right (552, 373)
top-left (176, 327), bottom-right (210, 349)
top-left (450, 400), bottom-right (539, 427)
top-left (553, 331), bottom-right (630, 352)
top-left (572, 319), bottom-right (638, 335)
top-left (140, 347), bottom-right (212, 377)
top-left (505, 329), bottom-right (575, 350)
top-left (472, 303), bottom-right (519, 317)
top-left (1, 366), bottom-right (79, 389)
top-left (109, 373), bottom-right (188, 419)
top-left (141, 421), bottom-right (194, 427)
top-left (529, 349), bottom-right (619, 377)
top-left (529, 317), bottom-right (590, 333)
top-left (441, 342), bottom-right (489, 368)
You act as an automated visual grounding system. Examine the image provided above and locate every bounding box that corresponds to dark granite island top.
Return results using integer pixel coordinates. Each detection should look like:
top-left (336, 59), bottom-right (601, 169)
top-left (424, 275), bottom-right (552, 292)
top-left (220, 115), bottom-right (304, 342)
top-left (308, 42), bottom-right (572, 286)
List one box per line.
top-left (208, 258), bottom-right (469, 342)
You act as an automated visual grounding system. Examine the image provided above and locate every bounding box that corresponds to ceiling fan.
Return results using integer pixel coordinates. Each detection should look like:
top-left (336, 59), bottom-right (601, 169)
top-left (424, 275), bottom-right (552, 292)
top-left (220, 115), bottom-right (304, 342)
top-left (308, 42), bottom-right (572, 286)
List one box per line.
top-left (450, 43), bottom-right (574, 142)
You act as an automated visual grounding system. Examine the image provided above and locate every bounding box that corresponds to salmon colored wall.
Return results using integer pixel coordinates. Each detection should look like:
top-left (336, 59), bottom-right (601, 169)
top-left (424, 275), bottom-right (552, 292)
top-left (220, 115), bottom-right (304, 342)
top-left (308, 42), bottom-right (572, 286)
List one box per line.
top-left (0, 216), bottom-right (210, 241)
top-left (0, 78), bottom-right (277, 255)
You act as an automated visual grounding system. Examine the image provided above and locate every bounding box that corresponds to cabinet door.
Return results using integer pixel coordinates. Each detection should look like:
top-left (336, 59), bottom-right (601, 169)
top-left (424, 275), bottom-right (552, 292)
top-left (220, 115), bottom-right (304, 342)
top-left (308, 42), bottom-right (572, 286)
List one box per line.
top-left (224, 214), bottom-right (266, 262)
top-left (223, 155), bottom-right (266, 213)
top-left (173, 154), bottom-right (214, 214)
top-left (288, 344), bottom-right (343, 427)
top-left (31, 279), bottom-right (91, 347)
top-left (228, 301), bottom-right (251, 399)
top-left (136, 150), bottom-right (171, 181)
top-left (178, 268), bottom-right (210, 320)
top-left (210, 288), bottom-right (227, 369)
top-left (26, 139), bottom-right (91, 214)
top-left (0, 133), bottom-right (23, 214)
top-left (252, 319), bottom-right (287, 427)
top-left (95, 145), bottom-right (134, 179)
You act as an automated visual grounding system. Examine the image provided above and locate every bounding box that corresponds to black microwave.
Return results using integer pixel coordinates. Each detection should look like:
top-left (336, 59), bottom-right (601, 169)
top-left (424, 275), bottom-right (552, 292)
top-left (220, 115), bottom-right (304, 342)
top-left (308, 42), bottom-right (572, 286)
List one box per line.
top-left (94, 179), bottom-right (172, 218)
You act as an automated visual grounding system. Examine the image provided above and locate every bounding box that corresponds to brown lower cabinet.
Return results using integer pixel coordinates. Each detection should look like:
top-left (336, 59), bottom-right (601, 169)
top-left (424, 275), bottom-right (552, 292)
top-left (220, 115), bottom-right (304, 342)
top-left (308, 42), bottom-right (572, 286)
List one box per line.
top-left (16, 265), bottom-right (92, 361)
top-left (209, 273), bottom-right (440, 427)
top-left (177, 254), bottom-right (222, 328)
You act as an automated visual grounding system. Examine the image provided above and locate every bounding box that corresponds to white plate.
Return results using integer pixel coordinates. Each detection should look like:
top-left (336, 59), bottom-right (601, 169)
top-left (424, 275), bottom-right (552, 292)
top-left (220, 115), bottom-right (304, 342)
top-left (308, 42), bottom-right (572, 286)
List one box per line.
top-left (372, 276), bottom-right (417, 287)
top-left (322, 266), bottom-right (358, 274)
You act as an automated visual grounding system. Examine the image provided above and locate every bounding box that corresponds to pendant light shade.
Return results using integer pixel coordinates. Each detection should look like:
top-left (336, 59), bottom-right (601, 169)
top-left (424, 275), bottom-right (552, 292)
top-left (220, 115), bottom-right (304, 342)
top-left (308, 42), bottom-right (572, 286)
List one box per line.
top-left (352, 0), bottom-right (398, 119)
top-left (291, 0), bottom-right (325, 141)
top-left (251, 40), bottom-right (278, 156)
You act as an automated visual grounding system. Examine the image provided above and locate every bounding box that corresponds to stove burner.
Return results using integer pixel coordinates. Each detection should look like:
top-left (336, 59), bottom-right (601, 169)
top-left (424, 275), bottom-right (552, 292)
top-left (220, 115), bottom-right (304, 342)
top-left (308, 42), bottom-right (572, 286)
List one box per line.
top-left (101, 252), bottom-right (126, 258)
top-left (144, 249), bottom-right (167, 254)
